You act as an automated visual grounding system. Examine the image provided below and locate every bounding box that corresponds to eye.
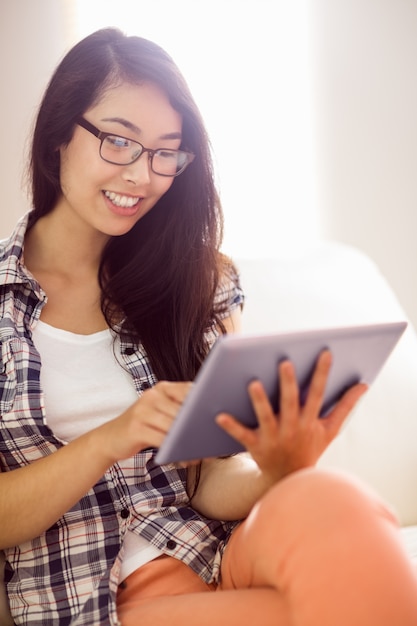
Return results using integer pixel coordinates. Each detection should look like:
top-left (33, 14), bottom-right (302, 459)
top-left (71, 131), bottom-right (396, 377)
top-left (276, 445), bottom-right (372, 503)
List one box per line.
top-left (156, 150), bottom-right (177, 160)
top-left (104, 135), bottom-right (131, 150)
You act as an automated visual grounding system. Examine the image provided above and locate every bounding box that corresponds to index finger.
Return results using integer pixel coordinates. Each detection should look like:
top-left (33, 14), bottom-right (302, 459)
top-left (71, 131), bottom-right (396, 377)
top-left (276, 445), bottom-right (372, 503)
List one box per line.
top-left (154, 381), bottom-right (193, 403)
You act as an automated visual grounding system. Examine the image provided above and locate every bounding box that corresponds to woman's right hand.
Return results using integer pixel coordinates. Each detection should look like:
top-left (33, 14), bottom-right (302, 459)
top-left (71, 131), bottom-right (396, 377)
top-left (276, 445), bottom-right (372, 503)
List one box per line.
top-left (0, 380), bottom-right (192, 549)
top-left (97, 381), bottom-right (193, 464)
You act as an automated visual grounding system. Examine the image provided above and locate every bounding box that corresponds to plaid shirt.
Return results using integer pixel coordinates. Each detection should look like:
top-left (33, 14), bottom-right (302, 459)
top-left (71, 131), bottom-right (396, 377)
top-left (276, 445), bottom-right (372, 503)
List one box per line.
top-left (0, 214), bottom-right (244, 626)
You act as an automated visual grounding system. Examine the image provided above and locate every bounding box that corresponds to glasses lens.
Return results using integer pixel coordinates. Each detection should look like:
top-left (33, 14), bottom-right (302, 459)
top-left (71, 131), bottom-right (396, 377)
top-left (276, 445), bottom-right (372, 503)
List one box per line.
top-left (100, 135), bottom-right (142, 165)
top-left (152, 150), bottom-right (190, 176)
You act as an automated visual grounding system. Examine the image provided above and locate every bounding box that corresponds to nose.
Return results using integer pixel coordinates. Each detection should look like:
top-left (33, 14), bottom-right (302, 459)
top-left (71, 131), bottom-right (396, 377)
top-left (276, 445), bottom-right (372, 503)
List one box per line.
top-left (121, 152), bottom-right (152, 186)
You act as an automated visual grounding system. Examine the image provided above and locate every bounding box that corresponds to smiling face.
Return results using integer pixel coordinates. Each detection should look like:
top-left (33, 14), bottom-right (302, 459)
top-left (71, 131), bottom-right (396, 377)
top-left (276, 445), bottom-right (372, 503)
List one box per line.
top-left (56, 81), bottom-right (183, 238)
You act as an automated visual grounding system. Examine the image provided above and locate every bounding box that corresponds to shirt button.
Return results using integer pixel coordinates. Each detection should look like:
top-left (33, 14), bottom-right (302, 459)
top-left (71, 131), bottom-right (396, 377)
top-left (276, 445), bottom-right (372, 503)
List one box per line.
top-left (120, 508), bottom-right (130, 519)
top-left (123, 347), bottom-right (135, 356)
top-left (142, 381), bottom-right (151, 390)
top-left (166, 540), bottom-right (177, 550)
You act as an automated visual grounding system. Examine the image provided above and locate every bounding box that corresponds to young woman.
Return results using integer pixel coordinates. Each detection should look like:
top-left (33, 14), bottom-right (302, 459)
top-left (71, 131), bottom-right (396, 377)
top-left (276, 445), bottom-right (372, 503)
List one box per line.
top-left (0, 28), bottom-right (416, 626)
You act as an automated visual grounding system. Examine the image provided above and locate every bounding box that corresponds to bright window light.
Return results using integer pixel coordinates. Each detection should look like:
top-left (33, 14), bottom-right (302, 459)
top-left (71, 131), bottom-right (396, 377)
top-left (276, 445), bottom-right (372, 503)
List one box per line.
top-left (73, 0), bottom-right (318, 258)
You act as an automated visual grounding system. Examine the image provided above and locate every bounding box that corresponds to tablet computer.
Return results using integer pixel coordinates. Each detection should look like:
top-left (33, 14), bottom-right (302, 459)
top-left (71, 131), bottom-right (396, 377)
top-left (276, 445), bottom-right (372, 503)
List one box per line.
top-left (155, 320), bottom-right (407, 464)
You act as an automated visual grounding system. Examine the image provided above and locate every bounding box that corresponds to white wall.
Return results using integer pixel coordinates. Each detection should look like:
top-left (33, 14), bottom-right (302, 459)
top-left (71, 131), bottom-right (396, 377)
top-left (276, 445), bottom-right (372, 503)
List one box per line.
top-left (0, 0), bottom-right (74, 235)
top-left (311, 0), bottom-right (417, 327)
top-left (1, 0), bottom-right (416, 328)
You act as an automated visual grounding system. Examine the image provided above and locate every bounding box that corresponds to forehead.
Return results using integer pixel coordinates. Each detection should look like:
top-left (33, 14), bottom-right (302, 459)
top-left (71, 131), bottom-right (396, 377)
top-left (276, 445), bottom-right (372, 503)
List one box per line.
top-left (87, 81), bottom-right (183, 136)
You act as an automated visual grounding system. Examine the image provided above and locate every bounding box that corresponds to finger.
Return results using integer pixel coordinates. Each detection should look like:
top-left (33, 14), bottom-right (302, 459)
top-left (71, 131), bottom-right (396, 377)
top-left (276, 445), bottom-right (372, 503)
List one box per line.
top-left (215, 413), bottom-right (258, 449)
top-left (140, 409), bottom-right (176, 437)
top-left (247, 380), bottom-right (278, 430)
top-left (303, 350), bottom-right (333, 418)
top-left (145, 390), bottom-right (180, 420)
top-left (324, 383), bottom-right (368, 436)
top-left (278, 359), bottom-right (300, 423)
top-left (157, 381), bottom-right (193, 403)
top-left (145, 383), bottom-right (191, 418)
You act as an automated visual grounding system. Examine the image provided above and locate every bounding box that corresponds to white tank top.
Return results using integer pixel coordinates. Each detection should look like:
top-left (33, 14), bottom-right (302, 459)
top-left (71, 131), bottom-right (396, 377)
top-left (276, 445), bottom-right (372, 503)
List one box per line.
top-left (32, 320), bottom-right (162, 581)
top-left (32, 320), bottom-right (139, 441)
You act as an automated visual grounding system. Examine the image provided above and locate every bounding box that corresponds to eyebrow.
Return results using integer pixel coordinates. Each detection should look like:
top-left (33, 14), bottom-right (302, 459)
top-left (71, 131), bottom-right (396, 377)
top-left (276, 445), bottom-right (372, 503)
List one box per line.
top-left (101, 117), bottom-right (182, 141)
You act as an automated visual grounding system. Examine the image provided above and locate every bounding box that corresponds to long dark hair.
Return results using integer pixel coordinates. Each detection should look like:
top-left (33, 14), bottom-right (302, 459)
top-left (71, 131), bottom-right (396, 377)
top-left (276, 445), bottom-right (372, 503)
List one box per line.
top-left (29, 28), bottom-right (235, 381)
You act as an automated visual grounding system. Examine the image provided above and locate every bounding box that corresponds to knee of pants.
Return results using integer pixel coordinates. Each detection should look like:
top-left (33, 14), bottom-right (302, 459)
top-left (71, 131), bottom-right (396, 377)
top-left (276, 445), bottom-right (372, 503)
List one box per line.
top-left (220, 468), bottom-right (417, 626)
top-left (234, 467), bottom-right (399, 556)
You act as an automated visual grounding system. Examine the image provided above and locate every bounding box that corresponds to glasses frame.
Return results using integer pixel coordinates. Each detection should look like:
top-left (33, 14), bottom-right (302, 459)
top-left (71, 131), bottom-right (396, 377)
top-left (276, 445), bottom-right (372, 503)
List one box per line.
top-left (77, 117), bottom-right (195, 177)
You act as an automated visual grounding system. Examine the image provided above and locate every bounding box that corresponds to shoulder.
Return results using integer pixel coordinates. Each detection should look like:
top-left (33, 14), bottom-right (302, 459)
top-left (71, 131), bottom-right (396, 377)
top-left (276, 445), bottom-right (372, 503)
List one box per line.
top-left (0, 212), bottom-right (31, 263)
top-left (214, 254), bottom-right (245, 315)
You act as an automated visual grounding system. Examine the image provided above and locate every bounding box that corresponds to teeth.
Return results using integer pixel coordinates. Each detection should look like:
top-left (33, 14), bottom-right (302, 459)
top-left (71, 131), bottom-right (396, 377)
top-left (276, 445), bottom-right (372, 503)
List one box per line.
top-left (104, 191), bottom-right (140, 208)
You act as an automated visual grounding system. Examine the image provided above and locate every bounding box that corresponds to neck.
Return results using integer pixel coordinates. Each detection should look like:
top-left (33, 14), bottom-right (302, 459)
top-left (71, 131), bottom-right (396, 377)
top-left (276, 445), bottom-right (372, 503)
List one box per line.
top-left (24, 210), bottom-right (109, 277)
top-left (23, 209), bottom-right (111, 334)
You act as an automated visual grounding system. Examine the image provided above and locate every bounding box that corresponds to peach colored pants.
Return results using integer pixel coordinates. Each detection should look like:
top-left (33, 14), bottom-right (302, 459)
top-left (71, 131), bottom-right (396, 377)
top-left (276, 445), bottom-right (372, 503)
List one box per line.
top-left (117, 469), bottom-right (417, 626)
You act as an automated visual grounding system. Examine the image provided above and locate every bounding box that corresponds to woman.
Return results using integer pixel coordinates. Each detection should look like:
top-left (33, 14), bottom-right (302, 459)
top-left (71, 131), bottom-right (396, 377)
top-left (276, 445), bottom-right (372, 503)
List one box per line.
top-left (0, 28), bottom-right (416, 626)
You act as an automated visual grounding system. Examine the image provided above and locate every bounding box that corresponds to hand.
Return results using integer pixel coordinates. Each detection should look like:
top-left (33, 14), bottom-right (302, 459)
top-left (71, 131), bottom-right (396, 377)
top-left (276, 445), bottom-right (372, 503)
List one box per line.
top-left (98, 381), bottom-right (192, 464)
top-left (215, 351), bottom-right (368, 485)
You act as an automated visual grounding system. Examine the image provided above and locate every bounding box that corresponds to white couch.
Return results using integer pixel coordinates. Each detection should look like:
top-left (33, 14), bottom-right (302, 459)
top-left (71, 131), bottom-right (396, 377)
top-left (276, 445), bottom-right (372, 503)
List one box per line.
top-left (235, 241), bottom-right (417, 554)
top-left (1, 240), bottom-right (416, 623)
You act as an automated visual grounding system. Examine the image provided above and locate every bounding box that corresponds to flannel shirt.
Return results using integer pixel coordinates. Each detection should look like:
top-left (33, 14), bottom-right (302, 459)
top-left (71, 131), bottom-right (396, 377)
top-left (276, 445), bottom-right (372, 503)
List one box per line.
top-left (0, 213), bottom-right (245, 626)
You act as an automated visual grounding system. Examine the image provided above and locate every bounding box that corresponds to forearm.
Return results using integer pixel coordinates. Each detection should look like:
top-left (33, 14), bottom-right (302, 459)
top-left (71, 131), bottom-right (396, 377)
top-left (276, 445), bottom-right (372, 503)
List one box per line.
top-left (0, 426), bottom-right (113, 550)
top-left (190, 454), bottom-right (276, 521)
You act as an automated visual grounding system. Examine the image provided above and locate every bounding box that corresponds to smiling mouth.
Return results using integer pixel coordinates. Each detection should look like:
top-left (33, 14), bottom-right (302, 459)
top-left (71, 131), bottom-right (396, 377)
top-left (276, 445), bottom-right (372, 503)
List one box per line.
top-left (103, 190), bottom-right (141, 208)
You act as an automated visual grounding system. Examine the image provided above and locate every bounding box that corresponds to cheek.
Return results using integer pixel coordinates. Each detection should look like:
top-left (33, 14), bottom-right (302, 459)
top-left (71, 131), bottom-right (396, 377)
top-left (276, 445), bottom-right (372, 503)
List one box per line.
top-left (59, 148), bottom-right (72, 196)
top-left (59, 143), bottom-right (84, 191)
top-left (59, 145), bottom-right (106, 196)
top-left (155, 177), bottom-right (175, 199)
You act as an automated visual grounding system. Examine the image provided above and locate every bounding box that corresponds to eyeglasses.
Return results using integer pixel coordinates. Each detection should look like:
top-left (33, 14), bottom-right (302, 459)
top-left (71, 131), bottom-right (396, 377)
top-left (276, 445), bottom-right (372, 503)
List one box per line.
top-left (77, 118), bottom-right (195, 177)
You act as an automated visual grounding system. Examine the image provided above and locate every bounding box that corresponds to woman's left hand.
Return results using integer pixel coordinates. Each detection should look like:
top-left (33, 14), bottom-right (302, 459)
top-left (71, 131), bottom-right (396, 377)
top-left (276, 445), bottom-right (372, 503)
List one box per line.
top-left (215, 350), bottom-right (368, 485)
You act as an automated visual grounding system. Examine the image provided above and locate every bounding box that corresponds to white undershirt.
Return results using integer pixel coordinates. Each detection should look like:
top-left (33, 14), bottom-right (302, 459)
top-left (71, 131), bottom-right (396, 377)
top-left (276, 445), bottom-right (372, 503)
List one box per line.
top-left (32, 320), bottom-right (162, 581)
